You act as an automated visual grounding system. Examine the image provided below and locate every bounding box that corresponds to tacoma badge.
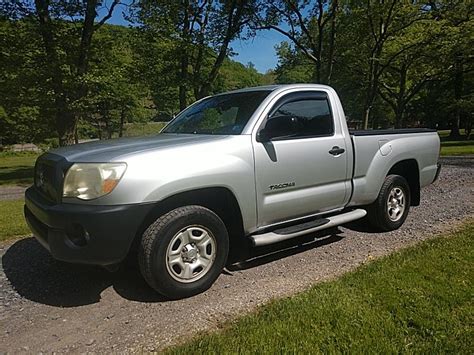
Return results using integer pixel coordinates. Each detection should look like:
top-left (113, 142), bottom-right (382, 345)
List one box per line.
top-left (269, 182), bottom-right (296, 190)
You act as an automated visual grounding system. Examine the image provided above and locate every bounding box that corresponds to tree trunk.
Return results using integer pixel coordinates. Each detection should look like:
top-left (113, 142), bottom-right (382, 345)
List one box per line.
top-left (119, 107), bottom-right (125, 137)
top-left (395, 63), bottom-right (407, 128)
top-left (197, 0), bottom-right (243, 99)
top-left (77, 0), bottom-right (97, 76)
top-left (394, 109), bottom-right (403, 129)
top-left (96, 115), bottom-right (102, 140)
top-left (35, 0), bottom-right (104, 146)
top-left (179, 53), bottom-right (189, 110)
top-left (313, 60), bottom-right (322, 84)
top-left (74, 125), bottom-right (79, 144)
top-left (363, 44), bottom-right (383, 129)
top-left (198, 44), bottom-right (228, 98)
top-left (35, 0), bottom-right (75, 146)
top-left (449, 54), bottom-right (463, 139)
top-left (363, 80), bottom-right (376, 130)
top-left (104, 114), bottom-right (113, 139)
top-left (326, 1), bottom-right (338, 84)
top-left (53, 94), bottom-right (76, 146)
top-left (192, 3), bottom-right (210, 99)
top-left (179, 0), bottom-right (190, 110)
top-left (56, 109), bottom-right (76, 146)
top-left (363, 107), bottom-right (371, 130)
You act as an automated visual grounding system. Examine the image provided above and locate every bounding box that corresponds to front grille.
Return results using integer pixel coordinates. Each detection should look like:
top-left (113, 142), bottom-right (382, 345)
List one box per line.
top-left (34, 154), bottom-right (70, 203)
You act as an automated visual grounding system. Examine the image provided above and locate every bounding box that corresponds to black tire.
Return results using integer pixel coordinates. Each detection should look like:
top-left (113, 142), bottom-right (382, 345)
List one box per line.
top-left (366, 174), bottom-right (411, 232)
top-left (138, 205), bottom-right (229, 299)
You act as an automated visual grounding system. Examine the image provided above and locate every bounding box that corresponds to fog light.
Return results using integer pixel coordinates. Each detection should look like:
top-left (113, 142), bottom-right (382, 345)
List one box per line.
top-left (66, 224), bottom-right (90, 247)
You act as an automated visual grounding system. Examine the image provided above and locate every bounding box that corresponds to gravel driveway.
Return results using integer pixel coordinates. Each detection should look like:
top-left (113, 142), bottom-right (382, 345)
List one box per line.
top-left (1, 157), bottom-right (472, 353)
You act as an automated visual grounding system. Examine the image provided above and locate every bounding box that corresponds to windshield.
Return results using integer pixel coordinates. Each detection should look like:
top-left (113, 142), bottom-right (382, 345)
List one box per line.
top-left (163, 91), bottom-right (271, 135)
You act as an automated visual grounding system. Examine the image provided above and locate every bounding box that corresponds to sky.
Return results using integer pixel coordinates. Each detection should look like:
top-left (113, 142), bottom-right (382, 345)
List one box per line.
top-left (101, 3), bottom-right (285, 73)
top-left (231, 30), bottom-right (287, 73)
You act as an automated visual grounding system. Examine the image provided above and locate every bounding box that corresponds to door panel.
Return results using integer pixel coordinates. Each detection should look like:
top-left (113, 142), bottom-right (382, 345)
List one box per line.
top-left (253, 136), bottom-right (349, 226)
top-left (252, 91), bottom-right (349, 228)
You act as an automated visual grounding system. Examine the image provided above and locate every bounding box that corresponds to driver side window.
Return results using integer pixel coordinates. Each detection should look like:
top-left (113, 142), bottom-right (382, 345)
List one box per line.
top-left (266, 95), bottom-right (334, 140)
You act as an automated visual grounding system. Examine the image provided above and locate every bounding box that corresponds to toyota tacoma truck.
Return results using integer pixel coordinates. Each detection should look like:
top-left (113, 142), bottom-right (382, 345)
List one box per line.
top-left (24, 84), bottom-right (441, 299)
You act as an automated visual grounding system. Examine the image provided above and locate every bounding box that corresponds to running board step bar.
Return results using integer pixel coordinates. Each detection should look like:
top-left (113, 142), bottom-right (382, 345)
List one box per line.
top-left (250, 209), bottom-right (367, 247)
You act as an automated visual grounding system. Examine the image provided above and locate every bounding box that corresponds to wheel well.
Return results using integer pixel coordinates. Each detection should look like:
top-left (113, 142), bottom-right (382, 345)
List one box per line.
top-left (130, 187), bottom-right (245, 254)
top-left (387, 159), bottom-right (420, 206)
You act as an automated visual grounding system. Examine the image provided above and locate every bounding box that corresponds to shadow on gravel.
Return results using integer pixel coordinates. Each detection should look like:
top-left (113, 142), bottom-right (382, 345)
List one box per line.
top-left (227, 228), bottom-right (344, 271)
top-left (342, 219), bottom-right (381, 233)
top-left (2, 237), bottom-right (166, 307)
top-left (3, 230), bottom-right (346, 307)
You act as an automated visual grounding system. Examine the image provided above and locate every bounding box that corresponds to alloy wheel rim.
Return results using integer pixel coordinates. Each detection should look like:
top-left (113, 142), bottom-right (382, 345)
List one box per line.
top-left (386, 187), bottom-right (405, 222)
top-left (165, 225), bottom-right (217, 283)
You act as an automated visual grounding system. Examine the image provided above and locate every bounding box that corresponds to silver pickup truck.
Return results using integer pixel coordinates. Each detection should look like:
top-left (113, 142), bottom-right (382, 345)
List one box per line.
top-left (25, 84), bottom-right (441, 298)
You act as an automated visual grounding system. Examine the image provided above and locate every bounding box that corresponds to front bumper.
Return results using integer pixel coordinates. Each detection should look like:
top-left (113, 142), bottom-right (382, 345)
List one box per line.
top-left (24, 187), bottom-right (154, 266)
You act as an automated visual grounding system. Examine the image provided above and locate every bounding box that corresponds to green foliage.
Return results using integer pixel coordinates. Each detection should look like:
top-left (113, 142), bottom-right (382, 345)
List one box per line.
top-left (132, 0), bottom-right (264, 108)
top-left (169, 221), bottom-right (474, 354)
top-left (1, 1), bottom-right (471, 143)
top-left (1, 5), bottom-right (266, 145)
top-left (274, 42), bottom-right (313, 84)
top-left (215, 59), bottom-right (265, 91)
top-left (272, 0), bottom-right (473, 132)
top-left (0, 18), bottom-right (52, 144)
top-left (80, 25), bottom-right (153, 139)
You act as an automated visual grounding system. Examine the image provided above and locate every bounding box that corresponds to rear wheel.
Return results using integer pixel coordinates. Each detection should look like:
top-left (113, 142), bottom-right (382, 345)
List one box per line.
top-left (138, 205), bottom-right (229, 299)
top-left (366, 174), bottom-right (410, 231)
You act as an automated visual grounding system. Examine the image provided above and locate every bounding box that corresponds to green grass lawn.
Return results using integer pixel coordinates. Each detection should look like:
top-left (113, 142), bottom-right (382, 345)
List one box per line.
top-left (169, 221), bottom-right (473, 354)
top-left (0, 199), bottom-right (30, 241)
top-left (0, 152), bottom-right (39, 186)
top-left (440, 140), bottom-right (474, 156)
top-left (438, 129), bottom-right (473, 156)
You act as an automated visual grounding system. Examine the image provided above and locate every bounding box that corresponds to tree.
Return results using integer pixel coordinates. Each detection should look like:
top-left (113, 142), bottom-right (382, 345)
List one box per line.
top-left (1, 0), bottom-right (121, 145)
top-left (378, 18), bottom-right (445, 128)
top-left (82, 25), bottom-right (151, 139)
top-left (0, 13), bottom-right (53, 144)
top-left (255, 0), bottom-right (339, 84)
top-left (213, 58), bottom-right (264, 91)
top-left (134, 0), bottom-right (257, 110)
top-left (274, 42), bottom-right (313, 84)
top-left (428, 1), bottom-right (474, 138)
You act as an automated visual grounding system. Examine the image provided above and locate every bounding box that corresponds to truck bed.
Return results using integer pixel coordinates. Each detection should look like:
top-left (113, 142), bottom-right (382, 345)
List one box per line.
top-left (348, 129), bottom-right (440, 207)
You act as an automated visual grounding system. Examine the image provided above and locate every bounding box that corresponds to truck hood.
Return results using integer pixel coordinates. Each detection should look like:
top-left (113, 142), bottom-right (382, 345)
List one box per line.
top-left (48, 134), bottom-right (228, 162)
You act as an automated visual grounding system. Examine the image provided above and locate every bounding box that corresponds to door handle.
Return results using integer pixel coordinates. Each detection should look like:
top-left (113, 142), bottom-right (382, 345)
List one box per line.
top-left (329, 146), bottom-right (345, 156)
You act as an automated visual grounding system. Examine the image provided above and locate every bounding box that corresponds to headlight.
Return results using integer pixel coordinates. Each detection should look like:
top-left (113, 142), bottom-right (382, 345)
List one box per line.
top-left (63, 163), bottom-right (127, 200)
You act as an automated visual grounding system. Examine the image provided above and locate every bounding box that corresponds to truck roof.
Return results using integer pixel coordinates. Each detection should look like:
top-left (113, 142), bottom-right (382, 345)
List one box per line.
top-left (227, 83), bottom-right (333, 94)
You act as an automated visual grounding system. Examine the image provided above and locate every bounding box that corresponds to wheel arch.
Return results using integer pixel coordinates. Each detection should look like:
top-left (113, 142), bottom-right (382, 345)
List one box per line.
top-left (387, 159), bottom-right (420, 206)
top-left (130, 187), bottom-right (245, 254)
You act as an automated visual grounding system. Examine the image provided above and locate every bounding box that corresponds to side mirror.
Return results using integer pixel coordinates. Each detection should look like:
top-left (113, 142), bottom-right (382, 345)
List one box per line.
top-left (257, 115), bottom-right (298, 142)
top-left (256, 128), bottom-right (270, 143)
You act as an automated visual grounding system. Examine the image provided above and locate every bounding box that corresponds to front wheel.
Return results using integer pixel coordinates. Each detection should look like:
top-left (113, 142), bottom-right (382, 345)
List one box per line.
top-left (366, 174), bottom-right (411, 232)
top-left (138, 205), bottom-right (229, 299)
